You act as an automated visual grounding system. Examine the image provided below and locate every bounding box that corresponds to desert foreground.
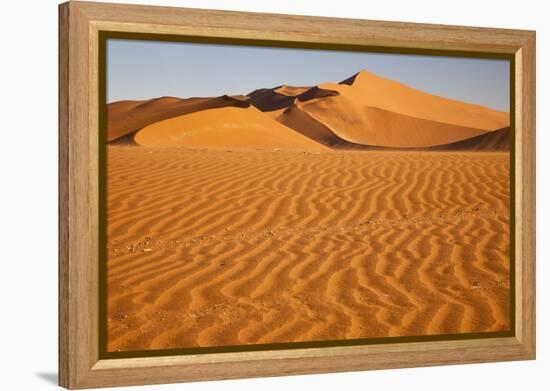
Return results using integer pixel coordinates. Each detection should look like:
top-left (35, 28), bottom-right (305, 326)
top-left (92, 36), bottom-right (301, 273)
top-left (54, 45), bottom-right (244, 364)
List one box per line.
top-left (106, 146), bottom-right (510, 352)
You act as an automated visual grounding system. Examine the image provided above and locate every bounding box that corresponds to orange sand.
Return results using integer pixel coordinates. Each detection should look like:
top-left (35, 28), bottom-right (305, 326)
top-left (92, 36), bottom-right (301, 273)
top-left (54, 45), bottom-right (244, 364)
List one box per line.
top-left (107, 95), bottom-right (250, 143)
top-left (134, 106), bottom-right (328, 151)
top-left (297, 71), bottom-right (509, 147)
top-left (106, 146), bottom-right (510, 352)
top-left (107, 70), bottom-right (510, 150)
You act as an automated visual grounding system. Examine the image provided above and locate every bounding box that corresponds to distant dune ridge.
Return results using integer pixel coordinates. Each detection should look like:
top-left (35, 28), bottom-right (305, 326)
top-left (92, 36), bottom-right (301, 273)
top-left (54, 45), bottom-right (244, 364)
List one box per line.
top-left (107, 69), bottom-right (509, 151)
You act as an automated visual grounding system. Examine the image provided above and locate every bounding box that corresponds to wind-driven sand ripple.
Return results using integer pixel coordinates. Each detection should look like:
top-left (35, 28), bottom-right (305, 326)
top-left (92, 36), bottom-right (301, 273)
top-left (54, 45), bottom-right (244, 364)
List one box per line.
top-left (106, 146), bottom-right (510, 352)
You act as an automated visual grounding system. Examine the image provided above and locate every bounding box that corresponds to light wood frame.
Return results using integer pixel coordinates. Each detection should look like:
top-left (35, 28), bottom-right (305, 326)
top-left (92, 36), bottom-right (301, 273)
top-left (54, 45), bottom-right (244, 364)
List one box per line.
top-left (59, 1), bottom-right (536, 389)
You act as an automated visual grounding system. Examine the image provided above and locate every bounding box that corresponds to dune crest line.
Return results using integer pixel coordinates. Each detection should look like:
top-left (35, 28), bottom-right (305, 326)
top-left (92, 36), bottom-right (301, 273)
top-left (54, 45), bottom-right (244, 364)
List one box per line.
top-left (108, 69), bottom-right (509, 151)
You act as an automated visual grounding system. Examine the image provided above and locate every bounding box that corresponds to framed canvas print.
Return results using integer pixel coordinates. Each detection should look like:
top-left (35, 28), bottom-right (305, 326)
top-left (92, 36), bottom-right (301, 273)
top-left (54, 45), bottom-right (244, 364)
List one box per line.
top-left (58, 1), bottom-right (536, 389)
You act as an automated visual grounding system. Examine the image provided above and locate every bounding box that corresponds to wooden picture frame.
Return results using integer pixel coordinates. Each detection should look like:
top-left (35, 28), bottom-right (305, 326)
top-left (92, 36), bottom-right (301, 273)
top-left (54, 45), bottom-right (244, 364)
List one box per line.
top-left (59, 1), bottom-right (536, 389)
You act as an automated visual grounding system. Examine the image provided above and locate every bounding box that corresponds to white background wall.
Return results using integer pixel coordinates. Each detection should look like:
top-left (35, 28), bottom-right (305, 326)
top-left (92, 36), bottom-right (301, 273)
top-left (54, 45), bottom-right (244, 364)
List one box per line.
top-left (0, 0), bottom-right (547, 389)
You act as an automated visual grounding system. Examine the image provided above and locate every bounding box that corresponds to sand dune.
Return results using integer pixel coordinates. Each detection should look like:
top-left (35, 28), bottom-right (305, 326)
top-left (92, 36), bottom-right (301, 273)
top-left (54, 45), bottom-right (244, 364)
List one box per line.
top-left (431, 127), bottom-right (510, 151)
top-left (134, 106), bottom-right (329, 151)
top-left (107, 95), bottom-right (250, 143)
top-left (247, 85), bottom-right (339, 111)
top-left (333, 70), bottom-right (509, 130)
top-left (280, 98), bottom-right (492, 148)
top-left (274, 85), bottom-right (310, 96)
top-left (108, 69), bottom-right (510, 150)
top-left (276, 104), bottom-right (354, 148)
top-left (106, 146), bottom-right (510, 351)
top-left (349, 106), bottom-right (489, 147)
top-left (277, 103), bottom-right (510, 151)
top-left (295, 71), bottom-right (509, 148)
top-left (243, 70), bottom-right (510, 149)
top-left (296, 86), bottom-right (340, 102)
top-left (246, 87), bottom-right (297, 111)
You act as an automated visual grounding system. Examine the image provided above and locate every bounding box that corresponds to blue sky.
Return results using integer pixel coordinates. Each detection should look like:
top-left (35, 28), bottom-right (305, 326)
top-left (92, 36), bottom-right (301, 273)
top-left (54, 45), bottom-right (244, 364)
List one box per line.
top-left (107, 39), bottom-right (510, 112)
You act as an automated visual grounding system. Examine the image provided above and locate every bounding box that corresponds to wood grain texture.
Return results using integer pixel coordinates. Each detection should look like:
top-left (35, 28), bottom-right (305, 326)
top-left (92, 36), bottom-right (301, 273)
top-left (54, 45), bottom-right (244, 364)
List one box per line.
top-left (58, 3), bottom-right (70, 387)
top-left (516, 34), bottom-right (536, 353)
top-left (59, 2), bottom-right (99, 388)
top-left (58, 1), bottom-right (536, 388)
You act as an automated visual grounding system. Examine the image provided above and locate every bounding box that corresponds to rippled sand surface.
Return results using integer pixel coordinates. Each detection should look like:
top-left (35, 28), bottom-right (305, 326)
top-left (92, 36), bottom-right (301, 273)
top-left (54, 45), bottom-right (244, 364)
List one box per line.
top-left (106, 146), bottom-right (510, 352)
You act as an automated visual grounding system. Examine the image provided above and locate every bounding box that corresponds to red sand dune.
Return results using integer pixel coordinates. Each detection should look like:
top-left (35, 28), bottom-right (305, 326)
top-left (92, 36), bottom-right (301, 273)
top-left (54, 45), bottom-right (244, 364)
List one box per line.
top-left (276, 104), bottom-right (352, 148)
top-left (295, 71), bottom-right (508, 148)
top-left (278, 103), bottom-right (511, 151)
top-left (334, 70), bottom-right (509, 130)
top-left (246, 85), bottom-right (339, 111)
top-left (429, 127), bottom-right (510, 151)
top-left (107, 95), bottom-right (250, 143)
top-left (274, 85), bottom-right (310, 96)
top-left (134, 106), bottom-right (328, 151)
top-left (107, 69), bottom-right (510, 151)
top-left (246, 87), bottom-right (298, 111)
